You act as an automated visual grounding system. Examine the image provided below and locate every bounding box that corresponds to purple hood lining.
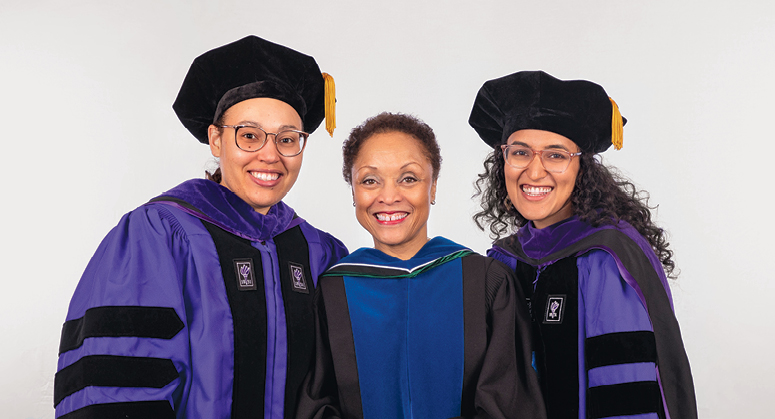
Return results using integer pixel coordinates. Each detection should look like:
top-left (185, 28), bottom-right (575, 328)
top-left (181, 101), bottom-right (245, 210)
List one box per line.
top-left (494, 217), bottom-right (673, 307)
top-left (147, 179), bottom-right (303, 242)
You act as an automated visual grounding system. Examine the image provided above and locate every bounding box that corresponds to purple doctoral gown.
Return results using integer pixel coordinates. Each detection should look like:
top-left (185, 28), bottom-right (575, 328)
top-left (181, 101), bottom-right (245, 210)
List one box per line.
top-left (54, 179), bottom-right (348, 418)
top-left (489, 217), bottom-right (697, 419)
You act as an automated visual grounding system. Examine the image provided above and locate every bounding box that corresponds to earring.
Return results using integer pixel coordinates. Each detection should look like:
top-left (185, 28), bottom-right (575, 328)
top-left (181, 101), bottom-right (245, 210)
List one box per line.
top-left (431, 199), bottom-right (436, 205)
top-left (352, 202), bottom-right (356, 207)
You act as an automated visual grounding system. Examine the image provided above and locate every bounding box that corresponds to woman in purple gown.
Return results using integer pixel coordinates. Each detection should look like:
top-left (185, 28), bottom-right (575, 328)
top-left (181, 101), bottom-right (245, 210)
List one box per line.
top-left (54, 36), bottom-right (347, 419)
top-left (469, 70), bottom-right (697, 419)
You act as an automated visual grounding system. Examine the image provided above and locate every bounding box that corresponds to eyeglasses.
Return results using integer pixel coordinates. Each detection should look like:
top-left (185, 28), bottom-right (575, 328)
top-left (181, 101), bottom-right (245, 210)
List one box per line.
top-left (220, 125), bottom-right (309, 157)
top-left (500, 145), bottom-right (582, 173)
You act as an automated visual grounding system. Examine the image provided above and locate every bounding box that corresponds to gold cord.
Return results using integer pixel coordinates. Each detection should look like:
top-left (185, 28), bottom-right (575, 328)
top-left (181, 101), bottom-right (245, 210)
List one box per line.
top-left (322, 73), bottom-right (336, 137)
top-left (610, 97), bottom-right (623, 150)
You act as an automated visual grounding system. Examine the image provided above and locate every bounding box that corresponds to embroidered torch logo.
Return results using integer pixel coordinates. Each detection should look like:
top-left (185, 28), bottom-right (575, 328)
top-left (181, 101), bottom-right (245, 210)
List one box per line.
top-left (289, 263), bottom-right (308, 293)
top-left (549, 300), bottom-right (560, 319)
top-left (239, 264), bottom-right (251, 287)
top-left (544, 295), bottom-right (565, 324)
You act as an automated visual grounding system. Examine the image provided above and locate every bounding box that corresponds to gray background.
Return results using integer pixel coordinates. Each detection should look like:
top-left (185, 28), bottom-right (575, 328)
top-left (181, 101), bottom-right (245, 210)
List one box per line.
top-left (1, 1), bottom-right (772, 417)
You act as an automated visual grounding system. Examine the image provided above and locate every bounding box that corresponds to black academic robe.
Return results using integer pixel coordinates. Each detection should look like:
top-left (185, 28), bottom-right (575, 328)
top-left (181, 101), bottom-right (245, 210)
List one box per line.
top-left (297, 237), bottom-right (546, 419)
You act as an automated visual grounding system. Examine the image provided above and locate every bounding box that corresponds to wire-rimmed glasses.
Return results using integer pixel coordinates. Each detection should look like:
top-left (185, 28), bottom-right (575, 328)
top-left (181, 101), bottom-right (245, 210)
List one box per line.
top-left (220, 125), bottom-right (309, 157)
top-left (500, 145), bottom-right (582, 173)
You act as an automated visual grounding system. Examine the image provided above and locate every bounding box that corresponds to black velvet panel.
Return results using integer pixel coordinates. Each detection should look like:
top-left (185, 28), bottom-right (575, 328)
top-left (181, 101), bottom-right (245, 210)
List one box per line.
top-left (203, 222), bottom-right (268, 419)
top-left (54, 356), bottom-right (178, 407)
top-left (59, 401), bottom-right (174, 419)
top-left (586, 330), bottom-right (657, 370)
top-left (59, 306), bottom-right (184, 355)
top-left (532, 256), bottom-right (579, 419)
top-left (469, 70), bottom-right (626, 152)
top-left (172, 35), bottom-right (326, 143)
top-left (320, 276), bottom-right (364, 418)
top-left (587, 381), bottom-right (662, 419)
top-left (274, 226), bottom-right (315, 419)
top-left (460, 255), bottom-right (486, 417)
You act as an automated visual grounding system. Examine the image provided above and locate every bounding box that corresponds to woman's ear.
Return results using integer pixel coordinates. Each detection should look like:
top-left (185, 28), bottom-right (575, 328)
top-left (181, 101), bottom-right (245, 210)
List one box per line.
top-left (430, 179), bottom-right (438, 204)
top-left (208, 125), bottom-right (223, 158)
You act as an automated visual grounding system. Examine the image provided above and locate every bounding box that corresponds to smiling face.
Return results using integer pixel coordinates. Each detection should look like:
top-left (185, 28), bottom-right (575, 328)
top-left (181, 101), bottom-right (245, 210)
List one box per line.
top-left (352, 131), bottom-right (437, 260)
top-left (504, 129), bottom-right (580, 229)
top-left (208, 97), bottom-right (304, 214)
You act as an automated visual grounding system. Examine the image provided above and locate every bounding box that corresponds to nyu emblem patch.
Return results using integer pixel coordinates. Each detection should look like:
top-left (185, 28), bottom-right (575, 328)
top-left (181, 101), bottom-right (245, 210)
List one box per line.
top-left (233, 259), bottom-right (257, 291)
top-left (543, 295), bottom-right (566, 324)
top-left (289, 262), bottom-right (309, 294)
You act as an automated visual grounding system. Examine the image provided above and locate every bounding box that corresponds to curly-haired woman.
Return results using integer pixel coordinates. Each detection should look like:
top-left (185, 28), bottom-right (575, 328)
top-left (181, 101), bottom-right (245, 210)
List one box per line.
top-left (469, 71), bottom-right (697, 419)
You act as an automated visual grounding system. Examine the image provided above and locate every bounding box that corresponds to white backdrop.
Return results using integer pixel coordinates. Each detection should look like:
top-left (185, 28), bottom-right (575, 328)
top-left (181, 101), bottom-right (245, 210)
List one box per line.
top-left (1, 1), bottom-right (773, 417)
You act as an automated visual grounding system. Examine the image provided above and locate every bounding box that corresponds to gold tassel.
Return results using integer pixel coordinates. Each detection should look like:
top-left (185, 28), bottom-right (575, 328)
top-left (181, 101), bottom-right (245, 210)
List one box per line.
top-left (322, 73), bottom-right (336, 137)
top-left (609, 97), bottom-right (623, 150)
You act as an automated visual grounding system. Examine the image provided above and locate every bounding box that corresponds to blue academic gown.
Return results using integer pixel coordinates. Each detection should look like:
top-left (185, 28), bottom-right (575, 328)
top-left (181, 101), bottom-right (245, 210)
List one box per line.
top-left (298, 237), bottom-right (546, 419)
top-left (54, 179), bottom-right (348, 418)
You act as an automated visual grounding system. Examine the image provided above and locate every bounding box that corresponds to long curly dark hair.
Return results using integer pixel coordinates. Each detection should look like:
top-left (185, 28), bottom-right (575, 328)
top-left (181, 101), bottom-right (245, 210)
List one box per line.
top-left (473, 147), bottom-right (677, 278)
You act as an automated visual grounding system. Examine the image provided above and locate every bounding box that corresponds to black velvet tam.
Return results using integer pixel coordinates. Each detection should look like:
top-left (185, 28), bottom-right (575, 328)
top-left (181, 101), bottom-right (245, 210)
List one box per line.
top-left (173, 35), bottom-right (326, 144)
top-left (468, 71), bottom-right (626, 153)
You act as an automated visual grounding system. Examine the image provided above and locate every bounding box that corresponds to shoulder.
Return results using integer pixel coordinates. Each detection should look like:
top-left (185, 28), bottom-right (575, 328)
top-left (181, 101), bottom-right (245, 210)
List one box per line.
top-left (577, 248), bottom-right (618, 268)
top-left (131, 201), bottom-right (214, 241)
top-left (486, 236), bottom-right (519, 270)
top-left (461, 253), bottom-right (516, 306)
top-left (295, 220), bottom-right (349, 276)
top-left (463, 253), bottom-right (513, 278)
top-left (65, 203), bottom-right (205, 321)
top-left (83, 202), bottom-right (212, 283)
top-left (297, 220), bottom-right (346, 251)
top-left (576, 249), bottom-right (621, 283)
top-left (296, 221), bottom-right (348, 260)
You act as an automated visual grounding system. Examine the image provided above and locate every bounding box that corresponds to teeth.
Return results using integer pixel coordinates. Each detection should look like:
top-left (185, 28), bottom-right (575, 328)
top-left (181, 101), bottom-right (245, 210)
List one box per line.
top-left (522, 185), bottom-right (552, 196)
top-left (376, 212), bottom-right (408, 222)
top-left (251, 172), bottom-right (279, 181)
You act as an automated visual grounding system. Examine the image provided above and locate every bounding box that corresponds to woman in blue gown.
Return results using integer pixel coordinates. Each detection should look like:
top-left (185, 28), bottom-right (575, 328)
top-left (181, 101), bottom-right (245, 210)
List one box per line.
top-left (298, 112), bottom-right (545, 419)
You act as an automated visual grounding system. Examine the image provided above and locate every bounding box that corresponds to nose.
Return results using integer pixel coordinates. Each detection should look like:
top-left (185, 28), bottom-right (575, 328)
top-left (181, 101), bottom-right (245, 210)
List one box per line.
top-left (378, 182), bottom-right (402, 204)
top-left (254, 136), bottom-right (281, 163)
top-left (525, 152), bottom-right (547, 180)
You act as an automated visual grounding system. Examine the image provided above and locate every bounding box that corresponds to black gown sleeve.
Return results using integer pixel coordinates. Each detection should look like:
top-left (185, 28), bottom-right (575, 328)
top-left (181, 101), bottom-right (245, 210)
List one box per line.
top-left (295, 285), bottom-right (344, 419)
top-left (461, 258), bottom-right (547, 419)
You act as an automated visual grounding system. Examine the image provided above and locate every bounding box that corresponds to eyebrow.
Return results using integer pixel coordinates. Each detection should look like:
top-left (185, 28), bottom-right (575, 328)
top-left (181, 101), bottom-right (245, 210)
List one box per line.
top-left (508, 140), bottom-right (571, 151)
top-left (355, 161), bottom-right (424, 173)
top-left (235, 121), bottom-right (301, 131)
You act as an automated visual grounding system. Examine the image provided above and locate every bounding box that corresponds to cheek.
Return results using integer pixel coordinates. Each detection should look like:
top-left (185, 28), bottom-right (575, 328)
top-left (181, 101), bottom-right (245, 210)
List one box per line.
top-left (221, 148), bottom-right (245, 170)
top-left (283, 156), bottom-right (303, 177)
top-left (353, 192), bottom-right (375, 231)
top-left (352, 187), bottom-right (374, 211)
top-left (503, 167), bottom-right (521, 196)
top-left (415, 189), bottom-right (432, 210)
top-left (560, 165), bottom-right (580, 194)
top-left (504, 164), bottom-right (520, 182)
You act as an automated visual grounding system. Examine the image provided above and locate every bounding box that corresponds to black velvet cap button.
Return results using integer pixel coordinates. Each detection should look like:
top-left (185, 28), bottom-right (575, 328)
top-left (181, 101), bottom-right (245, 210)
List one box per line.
top-left (173, 35), bottom-right (326, 144)
top-left (469, 70), bottom-right (626, 153)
